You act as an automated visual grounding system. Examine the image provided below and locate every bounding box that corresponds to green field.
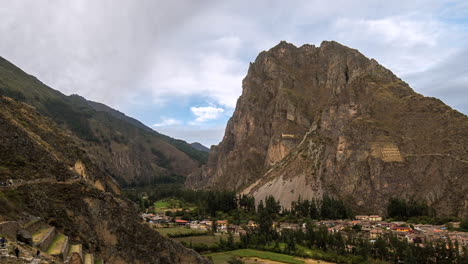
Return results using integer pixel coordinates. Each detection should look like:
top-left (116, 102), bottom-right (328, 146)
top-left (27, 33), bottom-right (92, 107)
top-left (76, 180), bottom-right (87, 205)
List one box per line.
top-left (205, 249), bottom-right (304, 264)
top-left (155, 227), bottom-right (208, 237)
top-left (153, 198), bottom-right (196, 213)
top-left (154, 200), bottom-right (170, 208)
top-left (175, 234), bottom-right (240, 246)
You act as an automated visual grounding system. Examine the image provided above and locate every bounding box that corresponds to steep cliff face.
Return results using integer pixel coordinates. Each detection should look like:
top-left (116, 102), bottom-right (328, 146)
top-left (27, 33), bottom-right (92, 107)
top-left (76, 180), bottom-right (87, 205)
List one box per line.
top-left (0, 56), bottom-right (206, 186)
top-left (0, 96), bottom-right (209, 263)
top-left (186, 41), bottom-right (468, 217)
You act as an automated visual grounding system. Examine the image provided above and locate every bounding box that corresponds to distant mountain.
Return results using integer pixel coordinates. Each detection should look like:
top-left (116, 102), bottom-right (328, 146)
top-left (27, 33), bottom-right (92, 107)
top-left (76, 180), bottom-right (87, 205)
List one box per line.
top-left (0, 95), bottom-right (209, 264)
top-left (186, 41), bottom-right (468, 218)
top-left (0, 56), bottom-right (207, 186)
top-left (191, 142), bottom-right (210, 152)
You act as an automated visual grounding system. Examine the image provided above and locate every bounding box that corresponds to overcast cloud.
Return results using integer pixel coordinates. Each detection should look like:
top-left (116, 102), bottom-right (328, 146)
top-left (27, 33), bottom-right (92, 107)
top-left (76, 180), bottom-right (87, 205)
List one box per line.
top-left (0, 0), bottom-right (467, 146)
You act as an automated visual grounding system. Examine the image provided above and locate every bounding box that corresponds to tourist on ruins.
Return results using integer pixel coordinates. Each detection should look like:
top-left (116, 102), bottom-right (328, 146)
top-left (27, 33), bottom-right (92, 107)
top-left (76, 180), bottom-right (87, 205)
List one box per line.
top-left (36, 249), bottom-right (40, 257)
top-left (0, 236), bottom-right (5, 247)
top-left (14, 247), bottom-right (19, 258)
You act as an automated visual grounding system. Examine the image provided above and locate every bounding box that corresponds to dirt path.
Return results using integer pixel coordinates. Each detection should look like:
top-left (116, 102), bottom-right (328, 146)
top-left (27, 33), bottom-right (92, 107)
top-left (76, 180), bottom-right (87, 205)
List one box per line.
top-left (242, 257), bottom-right (335, 264)
top-left (0, 177), bottom-right (83, 189)
top-left (301, 258), bottom-right (335, 264)
top-left (243, 257), bottom-right (290, 264)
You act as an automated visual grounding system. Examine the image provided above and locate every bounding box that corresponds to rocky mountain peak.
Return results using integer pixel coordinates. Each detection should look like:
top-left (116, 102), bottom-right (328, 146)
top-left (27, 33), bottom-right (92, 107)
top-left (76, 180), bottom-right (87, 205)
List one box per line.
top-left (186, 41), bottom-right (468, 217)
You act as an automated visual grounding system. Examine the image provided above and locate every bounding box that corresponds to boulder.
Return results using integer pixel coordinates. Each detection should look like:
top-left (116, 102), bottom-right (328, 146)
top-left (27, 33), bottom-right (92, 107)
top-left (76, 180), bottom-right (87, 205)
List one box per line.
top-left (16, 229), bottom-right (32, 245)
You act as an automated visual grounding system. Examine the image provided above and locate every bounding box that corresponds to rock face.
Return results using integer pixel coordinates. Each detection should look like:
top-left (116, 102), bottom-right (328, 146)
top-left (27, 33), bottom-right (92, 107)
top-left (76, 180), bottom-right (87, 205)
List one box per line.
top-left (186, 41), bottom-right (468, 217)
top-left (0, 96), bottom-right (209, 264)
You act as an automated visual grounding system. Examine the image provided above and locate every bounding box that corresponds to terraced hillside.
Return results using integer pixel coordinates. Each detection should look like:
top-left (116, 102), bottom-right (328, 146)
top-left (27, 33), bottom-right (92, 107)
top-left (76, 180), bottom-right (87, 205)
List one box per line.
top-left (0, 96), bottom-right (209, 263)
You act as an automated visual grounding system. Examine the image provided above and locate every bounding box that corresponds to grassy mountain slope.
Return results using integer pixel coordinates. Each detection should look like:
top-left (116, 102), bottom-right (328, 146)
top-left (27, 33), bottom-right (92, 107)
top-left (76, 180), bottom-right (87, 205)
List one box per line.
top-left (0, 56), bottom-right (207, 186)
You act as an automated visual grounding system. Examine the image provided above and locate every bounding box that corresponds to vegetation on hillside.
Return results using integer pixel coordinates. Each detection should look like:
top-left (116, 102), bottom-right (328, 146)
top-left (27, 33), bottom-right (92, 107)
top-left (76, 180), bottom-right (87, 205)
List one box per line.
top-left (0, 56), bottom-right (208, 186)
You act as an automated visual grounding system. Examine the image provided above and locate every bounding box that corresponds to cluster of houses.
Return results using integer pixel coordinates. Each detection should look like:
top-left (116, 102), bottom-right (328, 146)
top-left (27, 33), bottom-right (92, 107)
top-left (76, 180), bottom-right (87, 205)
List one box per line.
top-left (320, 216), bottom-right (468, 247)
top-left (141, 212), bottom-right (468, 247)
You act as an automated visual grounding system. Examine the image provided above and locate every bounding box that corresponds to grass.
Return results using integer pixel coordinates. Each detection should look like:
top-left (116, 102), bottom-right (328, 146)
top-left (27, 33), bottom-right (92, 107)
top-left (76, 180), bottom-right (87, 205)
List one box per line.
top-left (152, 198), bottom-right (196, 213)
top-left (205, 249), bottom-right (304, 264)
top-left (175, 234), bottom-right (240, 246)
top-left (204, 252), bottom-right (235, 264)
top-left (69, 244), bottom-right (81, 256)
top-left (154, 200), bottom-right (170, 208)
top-left (155, 227), bottom-right (208, 237)
top-left (32, 227), bottom-right (53, 243)
top-left (83, 253), bottom-right (93, 264)
top-left (46, 233), bottom-right (66, 255)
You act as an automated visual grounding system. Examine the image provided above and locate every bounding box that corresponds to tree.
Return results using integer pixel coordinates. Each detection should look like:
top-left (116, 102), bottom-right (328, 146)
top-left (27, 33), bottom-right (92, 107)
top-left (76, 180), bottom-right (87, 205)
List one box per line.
top-left (227, 232), bottom-right (235, 249)
top-left (256, 200), bottom-right (276, 244)
top-left (265, 195), bottom-right (281, 217)
top-left (282, 229), bottom-right (296, 254)
top-left (460, 219), bottom-right (468, 231)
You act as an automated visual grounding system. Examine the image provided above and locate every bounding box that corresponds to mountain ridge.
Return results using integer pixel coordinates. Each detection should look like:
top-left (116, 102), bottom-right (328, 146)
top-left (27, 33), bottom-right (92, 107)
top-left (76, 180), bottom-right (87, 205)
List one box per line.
top-left (0, 56), bottom-right (207, 186)
top-left (191, 142), bottom-right (210, 152)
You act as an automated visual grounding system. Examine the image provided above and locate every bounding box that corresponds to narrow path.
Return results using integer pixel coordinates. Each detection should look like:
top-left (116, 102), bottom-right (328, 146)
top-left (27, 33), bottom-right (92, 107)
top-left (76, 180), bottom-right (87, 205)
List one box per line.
top-left (0, 177), bottom-right (84, 189)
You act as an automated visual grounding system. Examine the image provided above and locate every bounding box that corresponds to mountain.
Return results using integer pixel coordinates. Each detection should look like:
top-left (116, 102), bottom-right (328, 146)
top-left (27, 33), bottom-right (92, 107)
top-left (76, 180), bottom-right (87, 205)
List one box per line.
top-left (191, 142), bottom-right (210, 152)
top-left (0, 56), bottom-right (207, 186)
top-left (186, 41), bottom-right (468, 218)
top-left (0, 95), bottom-right (209, 263)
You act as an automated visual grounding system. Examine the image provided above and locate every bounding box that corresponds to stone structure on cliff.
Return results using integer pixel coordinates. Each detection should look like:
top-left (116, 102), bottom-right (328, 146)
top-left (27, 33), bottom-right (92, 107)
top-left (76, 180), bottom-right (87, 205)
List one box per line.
top-left (186, 41), bottom-right (468, 217)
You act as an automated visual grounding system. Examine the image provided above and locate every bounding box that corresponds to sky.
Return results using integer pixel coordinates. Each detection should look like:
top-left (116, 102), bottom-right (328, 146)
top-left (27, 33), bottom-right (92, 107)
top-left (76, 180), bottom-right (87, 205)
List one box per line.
top-left (0, 0), bottom-right (467, 147)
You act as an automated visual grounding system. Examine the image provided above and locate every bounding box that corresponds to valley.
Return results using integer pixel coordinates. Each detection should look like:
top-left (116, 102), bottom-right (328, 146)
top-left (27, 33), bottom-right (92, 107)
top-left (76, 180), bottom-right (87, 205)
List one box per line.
top-left (0, 40), bottom-right (467, 264)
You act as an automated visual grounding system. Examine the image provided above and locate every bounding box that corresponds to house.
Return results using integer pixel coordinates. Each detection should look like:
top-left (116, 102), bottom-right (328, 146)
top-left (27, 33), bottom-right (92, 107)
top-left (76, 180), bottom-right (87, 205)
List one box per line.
top-left (217, 220), bottom-right (228, 227)
top-left (199, 220), bottom-right (213, 230)
top-left (175, 219), bottom-right (189, 226)
top-left (393, 226), bottom-right (411, 232)
top-left (330, 225), bottom-right (344, 233)
top-left (247, 220), bottom-right (257, 228)
top-left (217, 220), bottom-right (229, 232)
top-left (448, 222), bottom-right (461, 229)
top-left (227, 225), bottom-right (239, 234)
top-left (370, 229), bottom-right (383, 239)
top-left (355, 215), bottom-right (369, 221)
top-left (369, 215), bottom-right (382, 222)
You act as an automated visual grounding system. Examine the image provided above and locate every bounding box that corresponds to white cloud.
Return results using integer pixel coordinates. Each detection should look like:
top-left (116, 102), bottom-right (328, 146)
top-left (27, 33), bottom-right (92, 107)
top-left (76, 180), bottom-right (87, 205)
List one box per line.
top-left (330, 15), bottom-right (457, 75)
top-left (0, 0), bottom-right (467, 150)
top-left (190, 106), bottom-right (225, 123)
top-left (152, 118), bottom-right (181, 127)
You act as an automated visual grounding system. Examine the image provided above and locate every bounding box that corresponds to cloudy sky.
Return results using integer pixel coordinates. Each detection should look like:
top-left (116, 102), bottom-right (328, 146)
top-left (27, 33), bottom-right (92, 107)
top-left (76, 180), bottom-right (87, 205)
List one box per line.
top-left (1, 1), bottom-right (467, 147)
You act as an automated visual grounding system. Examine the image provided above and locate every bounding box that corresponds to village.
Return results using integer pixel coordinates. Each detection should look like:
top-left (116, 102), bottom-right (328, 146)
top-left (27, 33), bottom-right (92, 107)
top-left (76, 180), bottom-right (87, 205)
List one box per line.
top-left (142, 212), bottom-right (468, 248)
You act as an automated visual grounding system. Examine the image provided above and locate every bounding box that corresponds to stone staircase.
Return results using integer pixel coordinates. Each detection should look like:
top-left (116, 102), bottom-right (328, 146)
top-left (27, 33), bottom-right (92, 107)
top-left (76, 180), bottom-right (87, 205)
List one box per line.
top-left (4, 220), bottom-right (105, 264)
top-left (66, 243), bottom-right (105, 264)
top-left (84, 252), bottom-right (94, 264)
top-left (32, 226), bottom-right (56, 251)
top-left (47, 233), bottom-right (69, 260)
top-left (68, 243), bottom-right (83, 260)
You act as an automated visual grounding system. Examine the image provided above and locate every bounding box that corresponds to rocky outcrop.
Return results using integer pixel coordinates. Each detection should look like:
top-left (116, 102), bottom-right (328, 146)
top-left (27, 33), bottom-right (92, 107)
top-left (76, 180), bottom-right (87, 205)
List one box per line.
top-left (0, 96), bottom-right (209, 263)
top-left (186, 41), bottom-right (468, 217)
